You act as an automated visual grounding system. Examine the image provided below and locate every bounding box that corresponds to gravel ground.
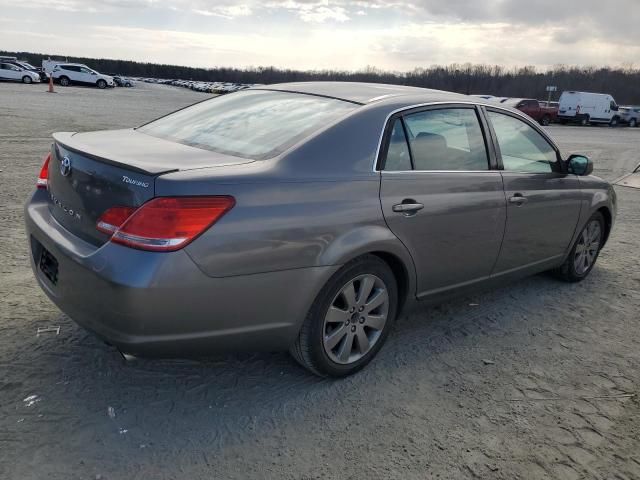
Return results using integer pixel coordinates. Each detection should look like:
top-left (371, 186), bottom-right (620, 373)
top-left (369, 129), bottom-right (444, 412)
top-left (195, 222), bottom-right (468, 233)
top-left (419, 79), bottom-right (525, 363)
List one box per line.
top-left (1, 82), bottom-right (639, 480)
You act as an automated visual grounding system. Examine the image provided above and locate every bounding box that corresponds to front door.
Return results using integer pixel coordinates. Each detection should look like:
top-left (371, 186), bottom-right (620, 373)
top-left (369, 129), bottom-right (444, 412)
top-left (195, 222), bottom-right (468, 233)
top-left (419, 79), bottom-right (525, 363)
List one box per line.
top-left (485, 109), bottom-right (582, 273)
top-left (379, 105), bottom-right (506, 297)
top-left (0, 63), bottom-right (21, 80)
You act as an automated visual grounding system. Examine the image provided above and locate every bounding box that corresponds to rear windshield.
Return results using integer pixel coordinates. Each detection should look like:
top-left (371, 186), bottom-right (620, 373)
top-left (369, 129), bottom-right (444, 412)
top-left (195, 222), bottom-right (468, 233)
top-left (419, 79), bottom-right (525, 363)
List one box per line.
top-left (138, 90), bottom-right (358, 160)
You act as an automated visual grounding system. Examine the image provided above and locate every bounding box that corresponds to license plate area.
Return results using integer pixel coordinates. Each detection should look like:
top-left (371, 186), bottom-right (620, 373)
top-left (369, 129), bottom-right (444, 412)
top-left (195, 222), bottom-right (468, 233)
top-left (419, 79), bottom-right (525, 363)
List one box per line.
top-left (39, 247), bottom-right (59, 285)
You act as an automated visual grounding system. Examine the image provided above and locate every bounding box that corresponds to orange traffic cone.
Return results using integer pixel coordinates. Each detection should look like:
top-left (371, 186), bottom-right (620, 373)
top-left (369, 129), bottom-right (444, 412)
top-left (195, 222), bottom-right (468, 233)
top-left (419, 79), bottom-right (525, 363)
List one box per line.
top-left (47, 74), bottom-right (55, 93)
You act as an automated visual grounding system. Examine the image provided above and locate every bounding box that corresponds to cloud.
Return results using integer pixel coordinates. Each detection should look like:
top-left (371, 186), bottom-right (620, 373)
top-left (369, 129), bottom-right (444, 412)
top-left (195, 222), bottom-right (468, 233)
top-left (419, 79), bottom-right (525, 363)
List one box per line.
top-left (298, 6), bottom-right (349, 22)
top-left (0, 0), bottom-right (639, 70)
top-left (193, 4), bottom-right (252, 18)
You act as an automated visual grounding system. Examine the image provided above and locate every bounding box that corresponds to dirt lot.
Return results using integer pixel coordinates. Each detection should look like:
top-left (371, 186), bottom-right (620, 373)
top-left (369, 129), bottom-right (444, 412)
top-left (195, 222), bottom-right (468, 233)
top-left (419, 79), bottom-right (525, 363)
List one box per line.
top-left (1, 82), bottom-right (639, 480)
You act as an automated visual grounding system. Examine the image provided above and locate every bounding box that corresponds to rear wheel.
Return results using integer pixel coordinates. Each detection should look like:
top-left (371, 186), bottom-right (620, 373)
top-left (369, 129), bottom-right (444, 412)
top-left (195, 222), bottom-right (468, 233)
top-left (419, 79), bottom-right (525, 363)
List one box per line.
top-left (22, 75), bottom-right (33, 84)
top-left (290, 255), bottom-right (398, 377)
top-left (630, 118), bottom-right (637, 128)
top-left (554, 212), bottom-right (604, 282)
top-left (540, 115), bottom-right (551, 126)
top-left (580, 115), bottom-right (590, 126)
top-left (97, 79), bottom-right (107, 89)
top-left (59, 76), bottom-right (70, 86)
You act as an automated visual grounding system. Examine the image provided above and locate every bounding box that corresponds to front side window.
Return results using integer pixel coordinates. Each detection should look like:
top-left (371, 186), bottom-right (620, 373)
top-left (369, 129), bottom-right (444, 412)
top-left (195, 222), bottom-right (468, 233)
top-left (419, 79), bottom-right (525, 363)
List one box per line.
top-left (487, 111), bottom-right (558, 173)
top-left (402, 108), bottom-right (489, 171)
top-left (138, 90), bottom-right (357, 160)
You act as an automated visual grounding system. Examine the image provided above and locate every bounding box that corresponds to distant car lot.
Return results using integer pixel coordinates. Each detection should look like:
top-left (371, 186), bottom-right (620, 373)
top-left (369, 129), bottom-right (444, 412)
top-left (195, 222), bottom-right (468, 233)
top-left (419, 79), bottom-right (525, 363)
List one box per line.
top-left (1, 81), bottom-right (639, 479)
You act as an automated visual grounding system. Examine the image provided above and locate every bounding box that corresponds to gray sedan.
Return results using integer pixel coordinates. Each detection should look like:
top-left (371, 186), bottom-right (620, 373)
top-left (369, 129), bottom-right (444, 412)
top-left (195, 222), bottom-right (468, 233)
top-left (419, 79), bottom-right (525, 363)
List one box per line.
top-left (25, 82), bottom-right (616, 376)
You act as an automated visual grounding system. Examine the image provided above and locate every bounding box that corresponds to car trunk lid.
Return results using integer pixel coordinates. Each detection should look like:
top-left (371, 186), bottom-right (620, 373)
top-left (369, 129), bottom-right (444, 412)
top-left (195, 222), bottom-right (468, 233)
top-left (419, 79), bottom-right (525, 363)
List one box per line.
top-left (47, 130), bottom-right (253, 246)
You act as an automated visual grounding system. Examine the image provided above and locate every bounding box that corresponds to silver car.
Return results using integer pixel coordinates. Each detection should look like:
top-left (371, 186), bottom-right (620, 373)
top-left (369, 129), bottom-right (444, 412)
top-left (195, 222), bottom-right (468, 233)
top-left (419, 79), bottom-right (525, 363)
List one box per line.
top-left (620, 106), bottom-right (640, 127)
top-left (25, 82), bottom-right (616, 376)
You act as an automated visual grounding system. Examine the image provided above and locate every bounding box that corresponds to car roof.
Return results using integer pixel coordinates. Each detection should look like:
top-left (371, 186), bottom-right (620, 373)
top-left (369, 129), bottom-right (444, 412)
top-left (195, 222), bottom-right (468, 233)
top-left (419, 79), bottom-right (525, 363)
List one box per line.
top-left (255, 81), bottom-right (471, 105)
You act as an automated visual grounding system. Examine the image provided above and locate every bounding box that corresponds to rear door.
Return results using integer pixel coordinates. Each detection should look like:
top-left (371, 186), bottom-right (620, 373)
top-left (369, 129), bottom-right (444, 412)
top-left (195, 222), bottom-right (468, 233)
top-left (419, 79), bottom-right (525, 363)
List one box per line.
top-left (485, 108), bottom-right (582, 273)
top-left (379, 105), bottom-right (506, 297)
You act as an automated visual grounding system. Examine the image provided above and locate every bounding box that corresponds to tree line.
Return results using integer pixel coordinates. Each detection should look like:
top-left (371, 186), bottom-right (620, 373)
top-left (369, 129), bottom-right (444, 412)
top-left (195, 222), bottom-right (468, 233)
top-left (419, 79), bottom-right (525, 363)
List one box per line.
top-left (3, 50), bottom-right (640, 104)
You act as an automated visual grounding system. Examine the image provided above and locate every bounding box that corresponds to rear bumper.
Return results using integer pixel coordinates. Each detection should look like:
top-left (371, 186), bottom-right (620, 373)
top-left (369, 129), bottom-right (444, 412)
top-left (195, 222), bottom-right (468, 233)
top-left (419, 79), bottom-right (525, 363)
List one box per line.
top-left (25, 190), bottom-right (338, 356)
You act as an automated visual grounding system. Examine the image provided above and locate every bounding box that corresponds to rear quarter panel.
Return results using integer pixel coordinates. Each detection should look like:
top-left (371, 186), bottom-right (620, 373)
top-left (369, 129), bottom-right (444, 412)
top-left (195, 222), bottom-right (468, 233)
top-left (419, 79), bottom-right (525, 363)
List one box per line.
top-left (157, 173), bottom-right (414, 279)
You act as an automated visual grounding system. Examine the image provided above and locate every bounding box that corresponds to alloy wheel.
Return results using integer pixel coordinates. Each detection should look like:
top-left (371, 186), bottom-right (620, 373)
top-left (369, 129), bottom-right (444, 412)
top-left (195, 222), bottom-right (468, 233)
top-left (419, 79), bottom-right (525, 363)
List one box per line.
top-left (574, 220), bottom-right (601, 275)
top-left (322, 274), bottom-right (389, 365)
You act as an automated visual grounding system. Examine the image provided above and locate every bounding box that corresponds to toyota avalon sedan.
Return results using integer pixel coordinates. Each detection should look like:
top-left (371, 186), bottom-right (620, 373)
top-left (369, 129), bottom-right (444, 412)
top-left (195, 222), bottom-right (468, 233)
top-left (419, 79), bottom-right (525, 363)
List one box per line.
top-left (25, 82), bottom-right (616, 377)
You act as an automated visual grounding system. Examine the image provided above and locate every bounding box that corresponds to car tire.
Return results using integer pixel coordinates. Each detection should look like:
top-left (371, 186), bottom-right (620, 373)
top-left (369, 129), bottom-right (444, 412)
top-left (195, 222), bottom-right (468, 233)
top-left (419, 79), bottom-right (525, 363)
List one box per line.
top-left (22, 75), bottom-right (33, 84)
top-left (580, 115), bottom-right (590, 126)
top-left (97, 79), bottom-right (107, 89)
top-left (553, 212), bottom-right (605, 283)
top-left (609, 116), bottom-right (619, 127)
top-left (59, 76), bottom-right (70, 86)
top-left (540, 115), bottom-right (551, 126)
top-left (290, 254), bottom-right (398, 377)
top-left (630, 118), bottom-right (637, 128)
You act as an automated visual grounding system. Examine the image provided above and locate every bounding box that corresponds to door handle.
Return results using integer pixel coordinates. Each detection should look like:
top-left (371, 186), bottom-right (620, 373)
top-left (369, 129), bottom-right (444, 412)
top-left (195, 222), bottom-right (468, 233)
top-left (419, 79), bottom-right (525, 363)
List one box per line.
top-left (392, 202), bottom-right (424, 215)
top-left (509, 194), bottom-right (528, 205)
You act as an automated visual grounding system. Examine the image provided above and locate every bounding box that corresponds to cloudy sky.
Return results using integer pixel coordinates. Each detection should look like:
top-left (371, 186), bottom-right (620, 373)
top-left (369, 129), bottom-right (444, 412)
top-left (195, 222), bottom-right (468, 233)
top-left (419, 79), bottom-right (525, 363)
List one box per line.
top-left (1, 0), bottom-right (638, 71)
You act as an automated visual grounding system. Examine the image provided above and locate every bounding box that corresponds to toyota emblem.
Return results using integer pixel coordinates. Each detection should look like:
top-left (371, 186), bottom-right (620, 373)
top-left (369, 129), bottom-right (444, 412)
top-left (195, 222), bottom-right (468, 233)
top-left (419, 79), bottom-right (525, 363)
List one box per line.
top-left (60, 156), bottom-right (72, 177)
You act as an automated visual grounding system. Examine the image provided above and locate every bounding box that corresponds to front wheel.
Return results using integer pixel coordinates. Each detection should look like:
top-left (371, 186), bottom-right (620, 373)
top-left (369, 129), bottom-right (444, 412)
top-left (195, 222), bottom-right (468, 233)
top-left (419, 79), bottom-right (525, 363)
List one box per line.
top-left (22, 75), bottom-right (33, 84)
top-left (540, 115), bottom-right (551, 126)
top-left (630, 118), bottom-right (637, 128)
top-left (290, 255), bottom-right (398, 377)
top-left (59, 76), bottom-right (70, 86)
top-left (609, 116), bottom-right (619, 127)
top-left (580, 115), bottom-right (590, 126)
top-left (96, 79), bottom-right (107, 89)
top-left (553, 212), bottom-right (605, 282)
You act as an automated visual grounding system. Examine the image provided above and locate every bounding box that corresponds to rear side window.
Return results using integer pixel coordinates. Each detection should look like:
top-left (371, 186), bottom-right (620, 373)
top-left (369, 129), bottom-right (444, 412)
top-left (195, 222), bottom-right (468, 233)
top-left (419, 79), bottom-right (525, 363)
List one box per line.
top-left (138, 90), bottom-right (357, 160)
top-left (487, 111), bottom-right (558, 173)
top-left (402, 108), bottom-right (489, 171)
top-left (383, 119), bottom-right (412, 171)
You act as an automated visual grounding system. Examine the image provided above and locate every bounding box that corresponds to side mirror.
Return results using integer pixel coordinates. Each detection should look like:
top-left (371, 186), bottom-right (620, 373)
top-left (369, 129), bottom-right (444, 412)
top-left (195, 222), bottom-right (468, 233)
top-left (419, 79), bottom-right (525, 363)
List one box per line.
top-left (91, 72), bottom-right (97, 75)
top-left (567, 154), bottom-right (593, 176)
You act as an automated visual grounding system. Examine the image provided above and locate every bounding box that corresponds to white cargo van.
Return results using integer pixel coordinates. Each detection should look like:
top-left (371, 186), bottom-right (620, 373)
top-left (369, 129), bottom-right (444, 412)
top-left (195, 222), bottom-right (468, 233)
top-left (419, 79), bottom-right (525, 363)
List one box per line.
top-left (558, 91), bottom-right (621, 126)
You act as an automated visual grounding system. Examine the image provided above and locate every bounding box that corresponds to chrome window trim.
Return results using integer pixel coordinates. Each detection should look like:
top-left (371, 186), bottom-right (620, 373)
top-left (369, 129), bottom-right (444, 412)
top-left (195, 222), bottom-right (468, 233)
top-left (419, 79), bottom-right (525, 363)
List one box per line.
top-left (373, 101), bottom-right (560, 173)
top-left (381, 170), bottom-right (502, 175)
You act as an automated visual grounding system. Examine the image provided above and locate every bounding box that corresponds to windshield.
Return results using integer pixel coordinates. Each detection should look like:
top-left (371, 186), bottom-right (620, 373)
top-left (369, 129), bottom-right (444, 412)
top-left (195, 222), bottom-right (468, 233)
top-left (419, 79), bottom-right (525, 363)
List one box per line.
top-left (138, 90), bottom-right (358, 160)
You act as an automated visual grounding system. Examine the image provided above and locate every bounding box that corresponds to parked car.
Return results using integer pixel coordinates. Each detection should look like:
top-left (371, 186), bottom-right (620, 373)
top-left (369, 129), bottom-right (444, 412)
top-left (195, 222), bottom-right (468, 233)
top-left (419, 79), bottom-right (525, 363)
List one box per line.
top-left (112, 75), bottom-right (135, 87)
top-left (501, 98), bottom-right (558, 125)
top-left (25, 83), bottom-right (616, 377)
top-left (619, 106), bottom-right (640, 127)
top-left (3, 59), bottom-right (48, 81)
top-left (0, 62), bottom-right (41, 83)
top-left (558, 91), bottom-right (621, 126)
top-left (50, 63), bottom-right (114, 88)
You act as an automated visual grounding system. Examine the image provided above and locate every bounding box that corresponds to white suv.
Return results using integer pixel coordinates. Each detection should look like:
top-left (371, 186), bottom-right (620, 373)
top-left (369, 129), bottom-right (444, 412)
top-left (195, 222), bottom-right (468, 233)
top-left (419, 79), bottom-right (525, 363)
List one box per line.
top-left (52, 63), bottom-right (114, 89)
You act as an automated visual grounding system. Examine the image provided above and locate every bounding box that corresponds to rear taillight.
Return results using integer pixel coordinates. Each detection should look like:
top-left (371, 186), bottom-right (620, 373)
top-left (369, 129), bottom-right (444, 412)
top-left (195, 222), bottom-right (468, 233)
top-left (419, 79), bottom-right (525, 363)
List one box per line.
top-left (37, 153), bottom-right (51, 189)
top-left (96, 196), bottom-right (235, 252)
top-left (96, 206), bottom-right (137, 235)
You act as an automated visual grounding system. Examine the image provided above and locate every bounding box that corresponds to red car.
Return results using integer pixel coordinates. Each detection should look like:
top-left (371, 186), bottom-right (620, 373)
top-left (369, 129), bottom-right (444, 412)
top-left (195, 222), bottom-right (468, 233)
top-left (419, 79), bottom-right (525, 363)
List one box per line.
top-left (501, 98), bottom-right (558, 126)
